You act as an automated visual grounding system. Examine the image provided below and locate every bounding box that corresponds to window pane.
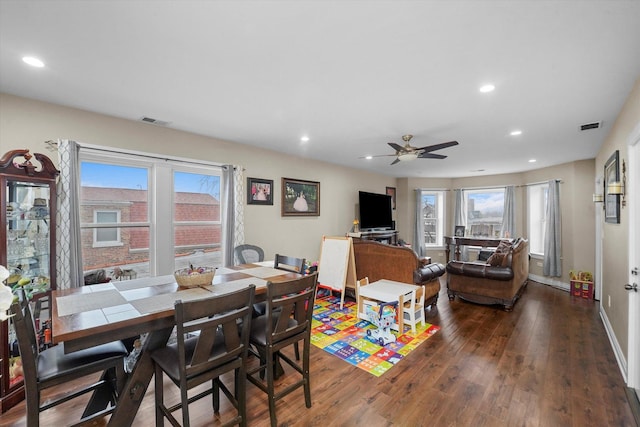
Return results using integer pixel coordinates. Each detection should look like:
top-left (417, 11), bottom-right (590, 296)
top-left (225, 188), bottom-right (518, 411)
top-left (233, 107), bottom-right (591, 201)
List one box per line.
top-left (466, 190), bottom-right (504, 238)
top-left (80, 162), bottom-right (149, 222)
top-left (174, 171), bottom-right (220, 222)
top-left (421, 191), bottom-right (444, 247)
top-left (174, 225), bottom-right (222, 268)
top-left (81, 226), bottom-right (150, 280)
top-left (528, 184), bottom-right (548, 254)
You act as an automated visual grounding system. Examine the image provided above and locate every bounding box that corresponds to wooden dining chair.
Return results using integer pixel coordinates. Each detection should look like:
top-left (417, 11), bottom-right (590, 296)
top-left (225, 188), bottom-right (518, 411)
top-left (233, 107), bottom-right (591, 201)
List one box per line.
top-left (149, 285), bottom-right (255, 427)
top-left (402, 285), bottom-right (426, 334)
top-left (234, 244), bottom-right (265, 265)
top-left (10, 296), bottom-right (127, 427)
top-left (246, 273), bottom-right (318, 427)
top-left (274, 254), bottom-right (306, 273)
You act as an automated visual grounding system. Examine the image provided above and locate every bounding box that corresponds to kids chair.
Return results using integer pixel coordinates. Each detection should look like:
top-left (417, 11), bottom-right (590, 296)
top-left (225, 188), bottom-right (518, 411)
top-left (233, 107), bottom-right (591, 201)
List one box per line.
top-left (402, 285), bottom-right (426, 334)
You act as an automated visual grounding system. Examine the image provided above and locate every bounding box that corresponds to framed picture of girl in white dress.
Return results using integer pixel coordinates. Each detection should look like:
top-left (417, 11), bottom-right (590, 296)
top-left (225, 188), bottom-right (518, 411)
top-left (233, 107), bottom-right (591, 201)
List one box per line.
top-left (247, 177), bottom-right (273, 205)
top-left (282, 177), bottom-right (320, 216)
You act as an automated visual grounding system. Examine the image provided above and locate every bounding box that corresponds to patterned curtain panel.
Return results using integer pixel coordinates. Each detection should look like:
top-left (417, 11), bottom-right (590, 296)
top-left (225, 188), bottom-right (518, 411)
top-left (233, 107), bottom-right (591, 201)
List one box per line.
top-left (56, 139), bottom-right (83, 289)
top-left (412, 189), bottom-right (424, 257)
top-left (222, 165), bottom-right (244, 266)
top-left (543, 179), bottom-right (562, 277)
top-left (501, 185), bottom-right (516, 238)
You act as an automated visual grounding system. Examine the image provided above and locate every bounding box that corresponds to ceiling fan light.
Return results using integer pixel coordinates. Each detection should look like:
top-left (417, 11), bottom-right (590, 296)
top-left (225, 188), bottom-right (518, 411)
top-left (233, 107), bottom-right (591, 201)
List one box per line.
top-left (397, 152), bottom-right (418, 161)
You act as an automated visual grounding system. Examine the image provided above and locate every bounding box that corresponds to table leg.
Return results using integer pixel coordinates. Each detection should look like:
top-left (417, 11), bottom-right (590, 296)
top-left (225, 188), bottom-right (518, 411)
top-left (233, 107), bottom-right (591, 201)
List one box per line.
top-left (397, 295), bottom-right (404, 334)
top-left (107, 328), bottom-right (173, 426)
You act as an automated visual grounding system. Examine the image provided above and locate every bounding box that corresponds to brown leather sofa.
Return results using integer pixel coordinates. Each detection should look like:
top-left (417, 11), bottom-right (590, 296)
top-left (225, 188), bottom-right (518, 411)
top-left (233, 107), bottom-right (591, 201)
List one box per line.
top-left (446, 238), bottom-right (529, 311)
top-left (352, 240), bottom-right (445, 309)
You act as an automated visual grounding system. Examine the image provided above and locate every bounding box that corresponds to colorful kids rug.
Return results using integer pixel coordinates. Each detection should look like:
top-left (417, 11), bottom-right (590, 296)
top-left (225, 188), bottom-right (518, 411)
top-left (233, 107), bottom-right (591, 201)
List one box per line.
top-left (311, 294), bottom-right (440, 377)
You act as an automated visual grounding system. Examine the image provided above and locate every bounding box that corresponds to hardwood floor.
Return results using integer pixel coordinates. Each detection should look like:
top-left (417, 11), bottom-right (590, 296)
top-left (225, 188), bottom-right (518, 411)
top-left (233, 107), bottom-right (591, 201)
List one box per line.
top-left (1, 281), bottom-right (636, 426)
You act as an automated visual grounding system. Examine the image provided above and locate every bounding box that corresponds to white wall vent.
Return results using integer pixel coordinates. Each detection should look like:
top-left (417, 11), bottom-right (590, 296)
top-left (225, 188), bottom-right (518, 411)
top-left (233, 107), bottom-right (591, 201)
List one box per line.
top-left (140, 116), bottom-right (170, 126)
top-left (580, 121), bottom-right (602, 131)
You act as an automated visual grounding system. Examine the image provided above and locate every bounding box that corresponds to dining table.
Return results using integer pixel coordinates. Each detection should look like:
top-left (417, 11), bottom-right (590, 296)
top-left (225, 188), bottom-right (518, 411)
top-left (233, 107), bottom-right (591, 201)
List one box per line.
top-left (51, 262), bottom-right (302, 426)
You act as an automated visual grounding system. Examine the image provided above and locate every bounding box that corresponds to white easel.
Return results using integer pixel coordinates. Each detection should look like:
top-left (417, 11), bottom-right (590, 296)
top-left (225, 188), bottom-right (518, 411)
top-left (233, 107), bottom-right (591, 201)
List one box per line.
top-left (317, 236), bottom-right (357, 309)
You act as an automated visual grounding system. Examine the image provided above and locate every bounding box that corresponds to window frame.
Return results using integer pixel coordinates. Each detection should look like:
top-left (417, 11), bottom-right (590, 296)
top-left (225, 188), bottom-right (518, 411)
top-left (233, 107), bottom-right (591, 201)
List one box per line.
top-left (527, 183), bottom-right (548, 256)
top-left (464, 188), bottom-right (505, 238)
top-left (92, 209), bottom-right (122, 247)
top-left (419, 189), bottom-right (446, 248)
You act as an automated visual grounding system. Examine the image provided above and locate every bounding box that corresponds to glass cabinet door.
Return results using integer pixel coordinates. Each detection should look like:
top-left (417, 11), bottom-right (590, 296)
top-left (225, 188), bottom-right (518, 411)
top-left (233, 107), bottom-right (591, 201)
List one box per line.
top-left (6, 180), bottom-right (53, 297)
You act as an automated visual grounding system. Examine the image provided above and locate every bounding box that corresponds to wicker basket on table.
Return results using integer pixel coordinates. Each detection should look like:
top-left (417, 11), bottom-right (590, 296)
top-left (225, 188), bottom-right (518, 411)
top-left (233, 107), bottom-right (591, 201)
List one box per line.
top-left (174, 266), bottom-right (215, 288)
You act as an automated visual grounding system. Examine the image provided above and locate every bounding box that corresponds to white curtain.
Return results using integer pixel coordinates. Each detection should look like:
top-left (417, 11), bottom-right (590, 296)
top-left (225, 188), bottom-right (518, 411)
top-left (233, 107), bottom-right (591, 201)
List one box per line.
top-left (222, 165), bottom-right (244, 266)
top-left (56, 139), bottom-right (83, 289)
top-left (501, 185), bottom-right (516, 238)
top-left (543, 179), bottom-right (562, 277)
top-left (453, 189), bottom-right (468, 261)
top-left (413, 189), bottom-right (425, 257)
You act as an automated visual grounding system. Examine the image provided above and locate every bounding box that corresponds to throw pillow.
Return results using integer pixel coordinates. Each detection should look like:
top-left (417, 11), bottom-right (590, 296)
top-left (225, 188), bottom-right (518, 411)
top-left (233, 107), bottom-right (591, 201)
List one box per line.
top-left (495, 240), bottom-right (512, 253)
top-left (487, 252), bottom-right (506, 266)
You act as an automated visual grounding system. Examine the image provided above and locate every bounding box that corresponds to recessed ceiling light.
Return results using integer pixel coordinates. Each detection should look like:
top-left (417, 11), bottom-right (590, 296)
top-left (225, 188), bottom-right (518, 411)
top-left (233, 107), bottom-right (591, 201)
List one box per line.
top-left (528, 159), bottom-right (537, 163)
top-left (300, 136), bottom-right (310, 143)
top-left (510, 130), bottom-right (522, 136)
top-left (365, 155), bottom-right (373, 160)
top-left (479, 84), bottom-right (495, 93)
top-left (22, 56), bottom-right (44, 68)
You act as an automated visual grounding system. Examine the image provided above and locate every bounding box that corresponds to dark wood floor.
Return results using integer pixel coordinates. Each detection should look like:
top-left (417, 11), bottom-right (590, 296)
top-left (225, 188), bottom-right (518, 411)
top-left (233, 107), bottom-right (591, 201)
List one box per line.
top-left (1, 281), bottom-right (636, 426)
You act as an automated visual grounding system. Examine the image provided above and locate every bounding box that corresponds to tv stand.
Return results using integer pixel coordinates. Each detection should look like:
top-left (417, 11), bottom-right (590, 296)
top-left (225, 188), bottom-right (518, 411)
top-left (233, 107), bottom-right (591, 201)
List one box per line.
top-left (348, 230), bottom-right (398, 245)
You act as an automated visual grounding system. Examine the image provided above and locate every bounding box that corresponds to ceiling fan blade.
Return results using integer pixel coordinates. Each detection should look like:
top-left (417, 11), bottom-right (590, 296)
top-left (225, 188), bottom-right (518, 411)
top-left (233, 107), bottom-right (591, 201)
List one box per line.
top-left (360, 154), bottom-right (397, 159)
top-left (418, 153), bottom-right (447, 159)
top-left (388, 142), bottom-right (405, 152)
top-left (418, 140), bottom-right (459, 153)
top-left (390, 158), bottom-right (401, 165)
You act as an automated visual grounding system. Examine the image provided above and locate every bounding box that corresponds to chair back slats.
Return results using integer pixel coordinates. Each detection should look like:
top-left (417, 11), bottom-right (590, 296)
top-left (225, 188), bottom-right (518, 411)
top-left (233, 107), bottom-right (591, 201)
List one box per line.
top-left (174, 285), bottom-right (255, 379)
top-left (274, 254), bottom-right (306, 273)
top-left (10, 301), bottom-right (39, 392)
top-left (266, 273), bottom-right (317, 345)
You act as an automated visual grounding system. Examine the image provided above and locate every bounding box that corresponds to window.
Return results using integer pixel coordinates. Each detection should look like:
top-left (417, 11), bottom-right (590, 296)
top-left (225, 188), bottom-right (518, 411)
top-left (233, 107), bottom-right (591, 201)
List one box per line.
top-left (93, 210), bottom-right (121, 246)
top-left (527, 183), bottom-right (548, 255)
top-left (465, 189), bottom-right (504, 238)
top-left (79, 151), bottom-right (225, 279)
top-left (419, 190), bottom-right (445, 247)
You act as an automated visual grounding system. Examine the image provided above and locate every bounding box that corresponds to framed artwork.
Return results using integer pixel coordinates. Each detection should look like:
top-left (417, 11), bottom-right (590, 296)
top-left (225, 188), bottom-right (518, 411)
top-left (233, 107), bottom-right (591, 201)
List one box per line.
top-left (604, 150), bottom-right (620, 224)
top-left (386, 186), bottom-right (396, 210)
top-left (454, 226), bottom-right (466, 237)
top-left (247, 177), bottom-right (273, 205)
top-left (282, 178), bottom-right (320, 216)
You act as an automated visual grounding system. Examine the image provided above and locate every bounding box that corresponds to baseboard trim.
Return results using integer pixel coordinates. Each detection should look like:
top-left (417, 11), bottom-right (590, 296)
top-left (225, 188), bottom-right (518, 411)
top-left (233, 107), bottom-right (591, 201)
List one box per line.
top-left (601, 305), bottom-right (629, 383)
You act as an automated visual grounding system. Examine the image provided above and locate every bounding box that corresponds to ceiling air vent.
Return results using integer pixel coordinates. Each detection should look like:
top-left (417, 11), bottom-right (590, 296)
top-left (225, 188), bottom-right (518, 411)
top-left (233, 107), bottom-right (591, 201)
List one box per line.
top-left (140, 116), bottom-right (170, 126)
top-left (580, 121), bottom-right (601, 131)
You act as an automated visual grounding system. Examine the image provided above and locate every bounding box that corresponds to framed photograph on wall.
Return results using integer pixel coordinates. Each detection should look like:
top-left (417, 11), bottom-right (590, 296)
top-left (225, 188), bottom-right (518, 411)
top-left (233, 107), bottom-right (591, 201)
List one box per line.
top-left (386, 186), bottom-right (396, 210)
top-left (282, 178), bottom-right (320, 216)
top-left (247, 177), bottom-right (273, 205)
top-left (604, 150), bottom-right (620, 224)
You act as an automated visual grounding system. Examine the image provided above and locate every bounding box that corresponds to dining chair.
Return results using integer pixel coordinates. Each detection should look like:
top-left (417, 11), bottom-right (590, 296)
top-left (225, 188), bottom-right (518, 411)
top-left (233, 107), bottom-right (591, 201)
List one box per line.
top-left (246, 273), bottom-right (318, 427)
top-left (274, 254), bottom-right (306, 273)
top-left (253, 253), bottom-right (306, 318)
top-left (149, 285), bottom-right (255, 427)
top-left (10, 296), bottom-right (127, 427)
top-left (234, 244), bottom-right (265, 265)
top-left (402, 285), bottom-right (426, 334)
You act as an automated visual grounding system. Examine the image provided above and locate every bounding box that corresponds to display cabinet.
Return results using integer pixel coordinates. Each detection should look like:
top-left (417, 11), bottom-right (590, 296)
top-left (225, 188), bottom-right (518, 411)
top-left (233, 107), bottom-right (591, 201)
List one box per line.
top-left (0, 149), bottom-right (59, 413)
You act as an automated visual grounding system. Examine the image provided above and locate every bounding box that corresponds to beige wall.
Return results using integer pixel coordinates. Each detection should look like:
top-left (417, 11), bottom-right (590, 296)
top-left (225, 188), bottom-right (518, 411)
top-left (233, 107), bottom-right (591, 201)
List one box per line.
top-left (596, 76), bottom-right (640, 361)
top-left (0, 93), bottom-right (396, 264)
top-left (0, 92), bottom-right (610, 299)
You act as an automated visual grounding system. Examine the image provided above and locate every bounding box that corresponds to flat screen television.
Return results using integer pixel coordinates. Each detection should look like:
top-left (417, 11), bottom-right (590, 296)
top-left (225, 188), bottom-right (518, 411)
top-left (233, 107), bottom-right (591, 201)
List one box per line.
top-left (358, 191), bottom-right (393, 231)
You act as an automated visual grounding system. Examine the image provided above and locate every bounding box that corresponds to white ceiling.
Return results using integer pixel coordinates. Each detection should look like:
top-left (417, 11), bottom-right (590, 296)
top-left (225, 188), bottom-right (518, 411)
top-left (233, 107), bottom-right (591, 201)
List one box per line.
top-left (1, 1), bottom-right (639, 178)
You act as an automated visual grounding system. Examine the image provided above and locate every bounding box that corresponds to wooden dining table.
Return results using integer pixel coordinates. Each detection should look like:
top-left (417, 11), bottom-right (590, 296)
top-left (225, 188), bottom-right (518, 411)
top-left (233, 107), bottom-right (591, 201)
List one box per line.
top-left (51, 262), bottom-right (302, 426)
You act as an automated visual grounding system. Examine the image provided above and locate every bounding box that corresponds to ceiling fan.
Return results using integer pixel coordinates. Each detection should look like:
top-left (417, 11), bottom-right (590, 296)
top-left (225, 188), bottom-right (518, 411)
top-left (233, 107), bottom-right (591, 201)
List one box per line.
top-left (369, 134), bottom-right (459, 165)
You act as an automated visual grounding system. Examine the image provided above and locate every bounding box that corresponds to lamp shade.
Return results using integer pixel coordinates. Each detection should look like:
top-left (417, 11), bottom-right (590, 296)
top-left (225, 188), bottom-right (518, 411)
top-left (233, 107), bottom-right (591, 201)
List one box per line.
top-left (397, 152), bottom-right (418, 161)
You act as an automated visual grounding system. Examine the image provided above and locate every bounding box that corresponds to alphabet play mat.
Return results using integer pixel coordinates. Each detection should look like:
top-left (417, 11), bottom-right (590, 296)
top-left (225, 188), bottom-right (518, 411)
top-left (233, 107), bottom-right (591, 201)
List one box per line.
top-left (311, 294), bottom-right (440, 377)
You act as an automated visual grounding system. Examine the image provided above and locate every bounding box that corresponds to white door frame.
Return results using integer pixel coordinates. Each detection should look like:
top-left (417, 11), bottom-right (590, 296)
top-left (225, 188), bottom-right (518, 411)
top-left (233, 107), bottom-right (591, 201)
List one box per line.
top-left (626, 121), bottom-right (640, 389)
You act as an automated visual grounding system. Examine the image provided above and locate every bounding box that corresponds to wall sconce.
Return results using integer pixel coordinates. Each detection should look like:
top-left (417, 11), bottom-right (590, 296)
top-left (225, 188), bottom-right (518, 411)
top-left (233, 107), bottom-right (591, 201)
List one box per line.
top-left (608, 159), bottom-right (626, 207)
top-left (592, 194), bottom-right (603, 203)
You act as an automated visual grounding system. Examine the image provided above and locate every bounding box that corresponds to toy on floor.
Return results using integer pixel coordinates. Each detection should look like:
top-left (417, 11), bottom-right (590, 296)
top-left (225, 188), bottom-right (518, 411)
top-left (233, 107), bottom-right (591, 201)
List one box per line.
top-left (365, 302), bottom-right (397, 346)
